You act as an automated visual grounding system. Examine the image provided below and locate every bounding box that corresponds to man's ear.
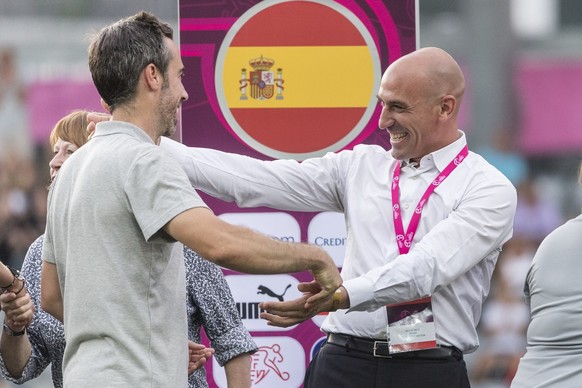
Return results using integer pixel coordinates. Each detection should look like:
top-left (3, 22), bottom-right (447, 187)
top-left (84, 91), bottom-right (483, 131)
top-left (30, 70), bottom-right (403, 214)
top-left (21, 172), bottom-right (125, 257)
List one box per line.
top-left (100, 98), bottom-right (111, 113)
top-left (439, 95), bottom-right (456, 119)
top-left (144, 63), bottom-right (162, 91)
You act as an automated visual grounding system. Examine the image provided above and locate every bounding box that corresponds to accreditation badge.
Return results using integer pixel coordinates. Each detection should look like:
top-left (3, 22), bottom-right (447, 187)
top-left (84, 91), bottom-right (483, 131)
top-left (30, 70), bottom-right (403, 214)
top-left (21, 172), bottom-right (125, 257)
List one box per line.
top-left (386, 297), bottom-right (437, 354)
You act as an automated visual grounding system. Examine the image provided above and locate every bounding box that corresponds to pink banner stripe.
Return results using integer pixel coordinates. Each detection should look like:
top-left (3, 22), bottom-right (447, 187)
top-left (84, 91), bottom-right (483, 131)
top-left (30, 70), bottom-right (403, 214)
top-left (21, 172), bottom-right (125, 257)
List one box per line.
top-left (180, 17), bottom-right (236, 31)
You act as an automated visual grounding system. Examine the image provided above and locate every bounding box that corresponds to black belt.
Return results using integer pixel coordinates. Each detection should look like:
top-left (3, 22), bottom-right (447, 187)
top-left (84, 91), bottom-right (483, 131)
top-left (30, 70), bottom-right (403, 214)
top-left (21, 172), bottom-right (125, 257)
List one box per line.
top-left (326, 333), bottom-right (463, 360)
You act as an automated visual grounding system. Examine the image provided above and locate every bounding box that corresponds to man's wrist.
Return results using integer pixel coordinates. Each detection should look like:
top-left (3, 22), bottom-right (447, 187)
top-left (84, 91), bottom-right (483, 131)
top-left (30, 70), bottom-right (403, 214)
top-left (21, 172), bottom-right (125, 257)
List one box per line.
top-left (0, 270), bottom-right (16, 289)
top-left (330, 288), bottom-right (342, 311)
top-left (4, 277), bottom-right (25, 296)
top-left (1, 266), bottom-right (25, 294)
top-left (10, 278), bottom-right (26, 295)
top-left (330, 286), bottom-right (350, 311)
top-left (2, 322), bottom-right (26, 337)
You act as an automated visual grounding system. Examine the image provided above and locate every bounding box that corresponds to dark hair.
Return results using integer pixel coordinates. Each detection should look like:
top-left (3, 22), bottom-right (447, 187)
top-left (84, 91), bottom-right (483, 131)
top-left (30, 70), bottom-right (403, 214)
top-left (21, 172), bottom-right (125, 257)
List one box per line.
top-left (87, 11), bottom-right (174, 112)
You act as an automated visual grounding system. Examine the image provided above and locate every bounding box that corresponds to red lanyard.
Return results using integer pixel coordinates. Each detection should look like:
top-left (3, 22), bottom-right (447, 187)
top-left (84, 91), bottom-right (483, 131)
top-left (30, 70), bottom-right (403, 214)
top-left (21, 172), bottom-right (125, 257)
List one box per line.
top-left (391, 146), bottom-right (468, 254)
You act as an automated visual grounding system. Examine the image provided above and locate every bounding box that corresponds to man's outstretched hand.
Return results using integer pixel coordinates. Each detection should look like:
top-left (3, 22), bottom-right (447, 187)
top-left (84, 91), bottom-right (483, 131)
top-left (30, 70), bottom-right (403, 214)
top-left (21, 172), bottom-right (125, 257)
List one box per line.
top-left (260, 282), bottom-right (348, 328)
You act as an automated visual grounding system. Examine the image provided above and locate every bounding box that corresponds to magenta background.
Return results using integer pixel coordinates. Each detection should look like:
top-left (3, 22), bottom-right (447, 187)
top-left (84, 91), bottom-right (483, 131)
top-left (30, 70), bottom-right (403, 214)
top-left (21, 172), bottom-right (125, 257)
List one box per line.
top-left (516, 59), bottom-right (582, 155)
top-left (28, 80), bottom-right (102, 144)
top-left (178, 1), bottom-right (416, 387)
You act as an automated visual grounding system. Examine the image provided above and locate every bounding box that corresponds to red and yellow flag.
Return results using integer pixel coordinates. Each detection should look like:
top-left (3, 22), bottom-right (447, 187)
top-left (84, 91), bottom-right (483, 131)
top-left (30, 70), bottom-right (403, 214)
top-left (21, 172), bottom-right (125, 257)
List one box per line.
top-left (216, 0), bottom-right (380, 160)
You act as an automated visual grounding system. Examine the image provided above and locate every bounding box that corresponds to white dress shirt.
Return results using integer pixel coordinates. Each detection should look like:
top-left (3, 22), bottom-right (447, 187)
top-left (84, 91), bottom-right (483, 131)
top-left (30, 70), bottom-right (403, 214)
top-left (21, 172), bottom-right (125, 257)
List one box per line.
top-left (160, 132), bottom-right (517, 353)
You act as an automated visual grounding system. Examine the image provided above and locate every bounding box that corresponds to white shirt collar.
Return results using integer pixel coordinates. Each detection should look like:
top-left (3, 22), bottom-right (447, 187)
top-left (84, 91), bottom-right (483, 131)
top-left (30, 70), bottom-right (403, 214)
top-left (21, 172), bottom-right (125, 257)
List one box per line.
top-left (405, 130), bottom-right (467, 171)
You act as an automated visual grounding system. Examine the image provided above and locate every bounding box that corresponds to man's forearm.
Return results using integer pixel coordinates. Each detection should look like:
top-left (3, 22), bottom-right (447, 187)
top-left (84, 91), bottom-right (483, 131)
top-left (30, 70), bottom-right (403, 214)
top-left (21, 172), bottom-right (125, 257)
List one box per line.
top-left (216, 223), bottom-right (329, 275)
top-left (224, 353), bottom-right (252, 388)
top-left (0, 263), bottom-right (20, 292)
top-left (0, 329), bottom-right (32, 378)
top-left (167, 208), bottom-right (332, 275)
top-left (166, 208), bottom-right (342, 304)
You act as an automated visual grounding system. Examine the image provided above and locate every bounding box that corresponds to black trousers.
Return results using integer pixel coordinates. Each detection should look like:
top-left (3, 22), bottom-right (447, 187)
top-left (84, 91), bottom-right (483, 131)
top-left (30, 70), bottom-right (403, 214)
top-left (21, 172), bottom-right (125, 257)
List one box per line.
top-left (304, 338), bottom-right (471, 388)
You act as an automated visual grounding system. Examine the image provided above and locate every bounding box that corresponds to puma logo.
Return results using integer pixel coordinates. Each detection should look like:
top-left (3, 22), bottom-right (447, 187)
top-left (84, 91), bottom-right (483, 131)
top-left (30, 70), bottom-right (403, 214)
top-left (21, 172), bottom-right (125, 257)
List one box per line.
top-left (257, 284), bottom-right (292, 302)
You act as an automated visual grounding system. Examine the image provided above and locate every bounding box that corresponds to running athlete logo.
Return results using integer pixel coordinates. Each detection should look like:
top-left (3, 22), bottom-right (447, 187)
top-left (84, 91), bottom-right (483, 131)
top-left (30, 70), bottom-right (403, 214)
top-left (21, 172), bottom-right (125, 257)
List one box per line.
top-left (251, 344), bottom-right (291, 384)
top-left (214, 336), bottom-right (305, 386)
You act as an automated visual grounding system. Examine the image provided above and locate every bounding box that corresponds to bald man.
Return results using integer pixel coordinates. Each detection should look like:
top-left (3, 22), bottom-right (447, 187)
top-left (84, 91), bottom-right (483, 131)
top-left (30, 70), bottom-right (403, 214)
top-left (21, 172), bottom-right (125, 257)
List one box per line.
top-left (159, 47), bottom-right (517, 387)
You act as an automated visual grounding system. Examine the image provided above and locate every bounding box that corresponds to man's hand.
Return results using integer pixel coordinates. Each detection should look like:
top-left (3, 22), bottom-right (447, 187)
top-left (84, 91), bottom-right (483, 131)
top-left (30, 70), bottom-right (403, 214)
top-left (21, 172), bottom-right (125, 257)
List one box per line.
top-left (86, 111), bottom-right (111, 137)
top-left (260, 282), bottom-right (347, 328)
top-left (0, 288), bottom-right (34, 330)
top-left (304, 253), bottom-right (342, 307)
top-left (187, 341), bottom-right (214, 376)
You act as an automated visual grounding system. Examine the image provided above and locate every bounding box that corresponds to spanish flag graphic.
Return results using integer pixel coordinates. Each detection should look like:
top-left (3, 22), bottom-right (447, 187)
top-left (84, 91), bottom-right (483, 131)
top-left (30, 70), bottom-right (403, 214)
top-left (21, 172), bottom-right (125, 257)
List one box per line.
top-left (216, 0), bottom-right (380, 160)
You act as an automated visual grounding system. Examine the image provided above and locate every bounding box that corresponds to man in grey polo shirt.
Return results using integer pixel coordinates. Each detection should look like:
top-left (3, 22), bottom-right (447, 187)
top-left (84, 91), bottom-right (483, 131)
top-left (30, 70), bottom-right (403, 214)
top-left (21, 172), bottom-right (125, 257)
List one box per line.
top-left (40, 11), bottom-right (341, 388)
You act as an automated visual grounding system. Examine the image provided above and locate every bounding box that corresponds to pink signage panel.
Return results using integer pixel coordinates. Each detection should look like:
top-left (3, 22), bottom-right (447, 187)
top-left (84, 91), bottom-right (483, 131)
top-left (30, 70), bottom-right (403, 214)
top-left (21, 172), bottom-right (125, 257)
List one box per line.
top-left (517, 60), bottom-right (582, 155)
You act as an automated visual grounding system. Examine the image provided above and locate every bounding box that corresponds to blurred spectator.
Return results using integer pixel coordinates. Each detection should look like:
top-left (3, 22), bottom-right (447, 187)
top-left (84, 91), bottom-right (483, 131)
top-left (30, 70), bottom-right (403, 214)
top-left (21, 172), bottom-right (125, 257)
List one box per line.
top-left (478, 130), bottom-right (529, 188)
top-left (471, 265), bottom-right (530, 385)
top-left (0, 47), bottom-right (32, 160)
top-left (496, 236), bottom-right (537, 299)
top-left (0, 154), bottom-right (47, 269)
top-left (0, 46), bottom-right (48, 272)
top-left (513, 177), bottom-right (563, 245)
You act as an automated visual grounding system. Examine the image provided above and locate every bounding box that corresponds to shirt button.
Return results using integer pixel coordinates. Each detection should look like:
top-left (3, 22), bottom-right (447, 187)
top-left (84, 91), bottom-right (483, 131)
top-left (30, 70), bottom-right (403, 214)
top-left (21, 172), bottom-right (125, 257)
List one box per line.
top-left (403, 204), bottom-right (409, 209)
top-left (411, 176), bottom-right (418, 180)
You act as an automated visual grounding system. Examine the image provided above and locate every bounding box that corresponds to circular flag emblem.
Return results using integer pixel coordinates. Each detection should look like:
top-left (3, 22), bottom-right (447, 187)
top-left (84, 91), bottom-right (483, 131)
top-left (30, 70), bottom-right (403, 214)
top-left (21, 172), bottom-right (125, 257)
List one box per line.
top-left (215, 0), bottom-right (381, 160)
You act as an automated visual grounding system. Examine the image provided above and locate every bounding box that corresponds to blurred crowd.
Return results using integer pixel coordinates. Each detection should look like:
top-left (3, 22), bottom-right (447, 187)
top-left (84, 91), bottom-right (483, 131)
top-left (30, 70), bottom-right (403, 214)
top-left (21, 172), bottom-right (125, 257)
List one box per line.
top-left (0, 47), bottom-right (53, 388)
top-left (0, 43), bottom-right (576, 388)
top-left (0, 47), bottom-right (51, 274)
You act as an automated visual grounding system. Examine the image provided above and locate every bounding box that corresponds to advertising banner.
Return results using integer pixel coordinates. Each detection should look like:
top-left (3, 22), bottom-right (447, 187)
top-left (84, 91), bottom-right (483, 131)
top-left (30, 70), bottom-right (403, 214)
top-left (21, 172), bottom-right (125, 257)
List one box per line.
top-left (179, 1), bottom-right (417, 386)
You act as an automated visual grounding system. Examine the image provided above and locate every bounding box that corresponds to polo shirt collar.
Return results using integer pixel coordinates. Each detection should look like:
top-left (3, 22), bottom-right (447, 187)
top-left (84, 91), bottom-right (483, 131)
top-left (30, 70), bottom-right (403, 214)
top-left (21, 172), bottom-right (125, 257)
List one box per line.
top-left (92, 121), bottom-right (155, 145)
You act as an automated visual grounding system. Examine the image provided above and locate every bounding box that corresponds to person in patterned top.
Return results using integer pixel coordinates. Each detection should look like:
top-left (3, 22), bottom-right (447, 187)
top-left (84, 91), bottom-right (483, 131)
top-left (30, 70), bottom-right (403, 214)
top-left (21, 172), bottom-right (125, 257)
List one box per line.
top-left (0, 110), bottom-right (257, 387)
